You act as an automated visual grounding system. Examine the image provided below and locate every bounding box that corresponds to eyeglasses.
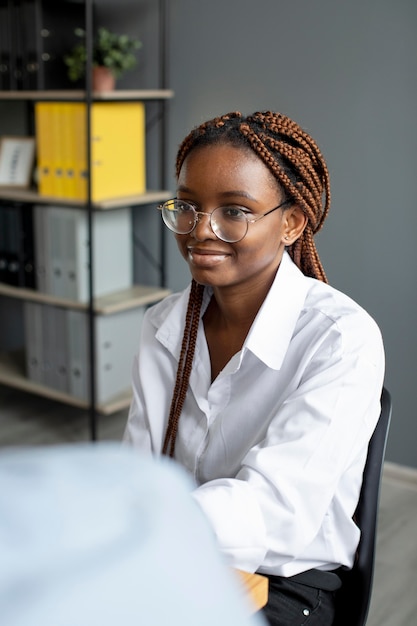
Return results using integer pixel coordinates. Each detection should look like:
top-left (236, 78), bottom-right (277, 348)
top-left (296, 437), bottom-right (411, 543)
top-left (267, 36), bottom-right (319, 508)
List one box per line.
top-left (157, 198), bottom-right (290, 243)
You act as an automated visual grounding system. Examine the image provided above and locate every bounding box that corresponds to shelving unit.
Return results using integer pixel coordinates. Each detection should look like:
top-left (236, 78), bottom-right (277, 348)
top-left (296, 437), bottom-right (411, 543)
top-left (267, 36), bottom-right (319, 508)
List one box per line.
top-left (0, 0), bottom-right (172, 438)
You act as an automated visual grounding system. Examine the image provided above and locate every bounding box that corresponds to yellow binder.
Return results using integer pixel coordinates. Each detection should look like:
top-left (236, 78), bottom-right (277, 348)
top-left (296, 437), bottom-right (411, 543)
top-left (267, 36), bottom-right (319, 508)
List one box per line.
top-left (90, 102), bottom-right (146, 201)
top-left (60, 103), bottom-right (78, 199)
top-left (50, 102), bottom-right (66, 197)
top-left (35, 102), bottom-right (55, 196)
top-left (71, 103), bottom-right (88, 200)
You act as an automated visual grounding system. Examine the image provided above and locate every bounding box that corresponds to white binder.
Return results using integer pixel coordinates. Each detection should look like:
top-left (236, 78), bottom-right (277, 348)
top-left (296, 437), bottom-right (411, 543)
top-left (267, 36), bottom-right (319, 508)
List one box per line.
top-left (48, 209), bottom-right (72, 299)
top-left (46, 305), bottom-right (69, 393)
top-left (33, 206), bottom-right (50, 293)
top-left (23, 301), bottom-right (44, 385)
top-left (67, 308), bottom-right (89, 401)
top-left (95, 306), bottom-right (145, 404)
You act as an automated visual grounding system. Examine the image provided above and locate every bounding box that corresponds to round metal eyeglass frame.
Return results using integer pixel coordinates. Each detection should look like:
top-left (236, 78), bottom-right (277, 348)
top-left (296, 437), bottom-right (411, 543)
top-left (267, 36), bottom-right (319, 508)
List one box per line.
top-left (157, 198), bottom-right (291, 243)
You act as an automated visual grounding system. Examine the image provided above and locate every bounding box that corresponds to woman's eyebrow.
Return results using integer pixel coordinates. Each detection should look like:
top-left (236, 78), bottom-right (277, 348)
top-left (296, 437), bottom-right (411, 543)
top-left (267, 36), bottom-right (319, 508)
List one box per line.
top-left (177, 185), bottom-right (259, 203)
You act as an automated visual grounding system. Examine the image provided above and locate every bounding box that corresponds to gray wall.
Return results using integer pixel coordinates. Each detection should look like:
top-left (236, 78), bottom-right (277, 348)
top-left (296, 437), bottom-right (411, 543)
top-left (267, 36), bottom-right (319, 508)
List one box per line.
top-left (2, 0), bottom-right (416, 468)
top-left (163, 0), bottom-right (417, 468)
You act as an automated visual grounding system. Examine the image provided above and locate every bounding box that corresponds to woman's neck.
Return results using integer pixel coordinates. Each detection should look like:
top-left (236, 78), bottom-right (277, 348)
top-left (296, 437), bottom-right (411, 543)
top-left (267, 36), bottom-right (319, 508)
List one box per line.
top-left (209, 269), bottom-right (276, 328)
top-left (203, 274), bottom-right (275, 381)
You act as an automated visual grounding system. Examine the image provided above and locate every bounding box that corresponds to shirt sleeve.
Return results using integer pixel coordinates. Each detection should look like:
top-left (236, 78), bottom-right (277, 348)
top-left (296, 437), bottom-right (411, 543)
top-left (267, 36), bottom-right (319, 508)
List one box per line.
top-left (123, 307), bottom-right (172, 454)
top-left (123, 290), bottom-right (188, 454)
top-left (123, 351), bottom-right (153, 452)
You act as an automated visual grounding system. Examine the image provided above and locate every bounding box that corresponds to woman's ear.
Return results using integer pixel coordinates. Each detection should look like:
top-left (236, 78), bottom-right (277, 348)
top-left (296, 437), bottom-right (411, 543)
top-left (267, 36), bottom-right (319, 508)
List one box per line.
top-left (281, 206), bottom-right (308, 245)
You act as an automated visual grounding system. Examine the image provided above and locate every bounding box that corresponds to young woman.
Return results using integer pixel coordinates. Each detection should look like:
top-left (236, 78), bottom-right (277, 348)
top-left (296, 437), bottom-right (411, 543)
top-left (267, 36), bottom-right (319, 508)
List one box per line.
top-left (124, 111), bottom-right (385, 625)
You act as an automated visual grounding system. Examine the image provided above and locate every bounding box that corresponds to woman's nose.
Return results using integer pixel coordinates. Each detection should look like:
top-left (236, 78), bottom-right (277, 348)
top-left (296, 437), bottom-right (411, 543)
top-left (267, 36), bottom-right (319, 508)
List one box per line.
top-left (193, 211), bottom-right (215, 241)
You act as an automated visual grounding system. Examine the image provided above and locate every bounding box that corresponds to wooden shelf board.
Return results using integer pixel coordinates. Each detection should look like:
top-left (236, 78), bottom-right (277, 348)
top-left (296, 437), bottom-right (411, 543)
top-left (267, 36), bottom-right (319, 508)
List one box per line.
top-left (95, 190), bottom-right (172, 210)
top-left (0, 188), bottom-right (172, 209)
top-left (0, 351), bottom-right (132, 415)
top-left (97, 390), bottom-right (133, 415)
top-left (0, 89), bottom-right (174, 101)
top-left (94, 285), bottom-right (171, 314)
top-left (0, 284), bottom-right (171, 314)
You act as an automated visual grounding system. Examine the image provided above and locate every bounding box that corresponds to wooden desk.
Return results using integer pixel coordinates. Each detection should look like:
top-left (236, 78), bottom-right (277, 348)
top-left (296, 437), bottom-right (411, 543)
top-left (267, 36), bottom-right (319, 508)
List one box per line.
top-left (236, 569), bottom-right (269, 613)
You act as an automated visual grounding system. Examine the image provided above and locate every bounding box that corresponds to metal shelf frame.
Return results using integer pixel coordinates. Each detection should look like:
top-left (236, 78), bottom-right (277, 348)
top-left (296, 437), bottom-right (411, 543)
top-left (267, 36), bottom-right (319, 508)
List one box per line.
top-left (83, 0), bottom-right (170, 440)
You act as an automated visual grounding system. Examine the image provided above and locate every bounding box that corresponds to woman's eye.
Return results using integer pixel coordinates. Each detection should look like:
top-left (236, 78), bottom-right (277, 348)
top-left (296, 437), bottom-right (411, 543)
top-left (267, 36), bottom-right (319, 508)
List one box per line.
top-left (221, 207), bottom-right (247, 220)
top-left (177, 202), bottom-right (195, 214)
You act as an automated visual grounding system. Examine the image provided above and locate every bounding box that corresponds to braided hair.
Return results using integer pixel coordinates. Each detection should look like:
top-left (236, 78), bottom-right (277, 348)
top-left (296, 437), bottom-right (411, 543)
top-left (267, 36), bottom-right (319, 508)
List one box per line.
top-left (162, 110), bottom-right (331, 456)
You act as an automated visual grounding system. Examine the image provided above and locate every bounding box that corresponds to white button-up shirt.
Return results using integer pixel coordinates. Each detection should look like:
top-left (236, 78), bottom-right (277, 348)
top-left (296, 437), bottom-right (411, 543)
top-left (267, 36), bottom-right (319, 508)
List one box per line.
top-left (124, 252), bottom-right (385, 577)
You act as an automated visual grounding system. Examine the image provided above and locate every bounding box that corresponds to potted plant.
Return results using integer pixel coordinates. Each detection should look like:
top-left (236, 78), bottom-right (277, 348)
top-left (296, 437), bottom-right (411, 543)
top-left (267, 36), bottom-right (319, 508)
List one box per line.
top-left (64, 27), bottom-right (142, 91)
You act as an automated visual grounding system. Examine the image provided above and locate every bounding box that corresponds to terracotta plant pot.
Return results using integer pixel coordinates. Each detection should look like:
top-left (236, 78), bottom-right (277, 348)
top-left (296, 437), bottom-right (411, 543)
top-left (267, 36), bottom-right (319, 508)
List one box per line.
top-left (92, 66), bottom-right (116, 92)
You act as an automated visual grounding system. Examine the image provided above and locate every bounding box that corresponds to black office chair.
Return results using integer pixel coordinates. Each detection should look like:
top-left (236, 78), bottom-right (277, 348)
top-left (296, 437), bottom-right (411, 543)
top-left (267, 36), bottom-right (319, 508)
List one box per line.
top-left (333, 387), bottom-right (392, 626)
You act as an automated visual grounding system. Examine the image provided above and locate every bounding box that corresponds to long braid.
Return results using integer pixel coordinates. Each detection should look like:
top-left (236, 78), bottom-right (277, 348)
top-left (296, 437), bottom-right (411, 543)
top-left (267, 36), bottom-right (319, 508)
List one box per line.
top-left (162, 279), bottom-right (204, 457)
top-left (163, 110), bottom-right (331, 455)
top-left (243, 112), bottom-right (330, 281)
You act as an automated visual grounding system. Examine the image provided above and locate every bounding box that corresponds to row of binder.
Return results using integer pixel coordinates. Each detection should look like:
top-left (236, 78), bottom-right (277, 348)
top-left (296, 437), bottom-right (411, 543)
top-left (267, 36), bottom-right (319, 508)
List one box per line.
top-left (0, 0), bottom-right (84, 91)
top-left (24, 301), bottom-right (145, 404)
top-left (34, 205), bottom-right (133, 302)
top-left (35, 101), bottom-right (147, 201)
top-left (0, 202), bottom-right (133, 302)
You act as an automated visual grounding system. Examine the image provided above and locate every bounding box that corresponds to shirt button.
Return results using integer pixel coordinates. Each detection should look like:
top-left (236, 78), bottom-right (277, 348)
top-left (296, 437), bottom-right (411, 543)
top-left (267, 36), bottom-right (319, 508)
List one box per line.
top-left (303, 608), bottom-right (310, 616)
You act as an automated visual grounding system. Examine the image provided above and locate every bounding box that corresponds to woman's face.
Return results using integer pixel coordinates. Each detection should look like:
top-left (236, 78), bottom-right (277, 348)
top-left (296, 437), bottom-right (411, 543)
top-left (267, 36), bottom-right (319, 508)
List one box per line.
top-left (175, 143), bottom-right (305, 292)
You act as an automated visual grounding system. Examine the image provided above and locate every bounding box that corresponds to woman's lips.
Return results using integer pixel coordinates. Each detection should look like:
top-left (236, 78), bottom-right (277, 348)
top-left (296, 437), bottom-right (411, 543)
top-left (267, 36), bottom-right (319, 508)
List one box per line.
top-left (187, 246), bottom-right (230, 267)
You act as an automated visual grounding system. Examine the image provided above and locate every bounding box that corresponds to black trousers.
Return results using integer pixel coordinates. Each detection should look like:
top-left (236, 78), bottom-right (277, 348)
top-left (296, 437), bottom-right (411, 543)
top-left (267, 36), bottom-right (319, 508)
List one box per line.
top-left (260, 570), bottom-right (341, 626)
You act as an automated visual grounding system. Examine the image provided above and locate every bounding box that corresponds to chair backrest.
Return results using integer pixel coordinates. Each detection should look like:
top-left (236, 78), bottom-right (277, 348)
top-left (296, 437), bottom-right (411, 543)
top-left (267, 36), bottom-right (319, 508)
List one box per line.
top-left (333, 387), bottom-right (392, 626)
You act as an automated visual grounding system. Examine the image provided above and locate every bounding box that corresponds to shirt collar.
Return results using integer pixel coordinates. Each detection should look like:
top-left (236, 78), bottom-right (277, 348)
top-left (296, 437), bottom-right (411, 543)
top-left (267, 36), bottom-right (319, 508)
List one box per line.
top-left (244, 251), bottom-right (311, 370)
top-left (155, 252), bottom-right (311, 370)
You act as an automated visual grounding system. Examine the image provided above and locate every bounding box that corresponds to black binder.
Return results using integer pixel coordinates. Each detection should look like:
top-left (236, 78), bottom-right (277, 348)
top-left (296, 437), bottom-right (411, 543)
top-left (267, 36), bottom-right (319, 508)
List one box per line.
top-left (21, 0), bottom-right (43, 90)
top-left (0, 0), bottom-right (13, 90)
top-left (11, 0), bottom-right (25, 89)
top-left (0, 202), bottom-right (36, 288)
